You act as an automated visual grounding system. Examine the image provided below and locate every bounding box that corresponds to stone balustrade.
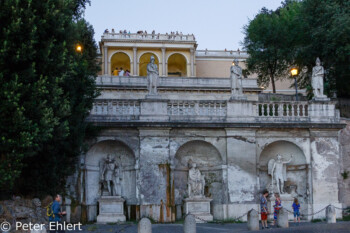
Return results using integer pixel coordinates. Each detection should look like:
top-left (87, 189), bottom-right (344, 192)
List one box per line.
top-left (88, 98), bottom-right (340, 124)
top-left (256, 102), bottom-right (310, 122)
top-left (91, 99), bottom-right (140, 120)
top-left (102, 32), bottom-right (196, 42)
top-left (196, 49), bottom-right (249, 58)
top-left (95, 76), bottom-right (259, 91)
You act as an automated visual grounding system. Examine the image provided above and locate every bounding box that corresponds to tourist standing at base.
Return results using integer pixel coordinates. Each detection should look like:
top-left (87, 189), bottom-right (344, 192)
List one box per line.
top-left (272, 193), bottom-right (282, 226)
top-left (49, 194), bottom-right (66, 233)
top-left (293, 198), bottom-right (301, 223)
top-left (260, 190), bottom-right (269, 229)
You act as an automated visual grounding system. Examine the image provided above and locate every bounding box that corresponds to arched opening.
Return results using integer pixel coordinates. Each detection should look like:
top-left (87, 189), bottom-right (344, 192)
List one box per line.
top-left (84, 140), bottom-right (136, 220)
top-left (173, 140), bottom-right (224, 205)
top-left (259, 140), bottom-right (309, 218)
top-left (139, 52), bottom-right (159, 77)
top-left (110, 52), bottom-right (131, 75)
top-left (167, 53), bottom-right (187, 77)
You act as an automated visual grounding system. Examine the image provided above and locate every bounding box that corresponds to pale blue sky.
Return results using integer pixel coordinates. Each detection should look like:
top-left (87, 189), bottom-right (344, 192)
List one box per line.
top-left (83, 0), bottom-right (282, 50)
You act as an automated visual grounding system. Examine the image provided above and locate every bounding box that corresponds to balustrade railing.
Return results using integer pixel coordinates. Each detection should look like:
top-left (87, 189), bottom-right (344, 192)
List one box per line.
top-left (257, 102), bottom-right (309, 118)
top-left (88, 99), bottom-right (338, 123)
top-left (167, 101), bottom-right (227, 117)
top-left (102, 32), bottom-right (196, 41)
top-left (91, 100), bottom-right (140, 119)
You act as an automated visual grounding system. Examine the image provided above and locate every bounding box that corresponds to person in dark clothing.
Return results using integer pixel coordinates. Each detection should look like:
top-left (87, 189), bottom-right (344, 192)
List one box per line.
top-left (49, 194), bottom-right (66, 233)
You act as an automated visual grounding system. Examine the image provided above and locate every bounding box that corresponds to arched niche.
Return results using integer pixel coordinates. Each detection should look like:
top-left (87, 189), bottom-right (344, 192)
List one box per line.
top-left (173, 140), bottom-right (224, 204)
top-left (167, 53), bottom-right (187, 77)
top-left (259, 140), bottom-right (309, 203)
top-left (139, 52), bottom-right (159, 77)
top-left (110, 52), bottom-right (131, 75)
top-left (85, 140), bottom-right (137, 205)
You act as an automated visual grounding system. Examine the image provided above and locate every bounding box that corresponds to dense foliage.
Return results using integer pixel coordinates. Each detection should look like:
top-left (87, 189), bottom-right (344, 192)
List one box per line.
top-left (0, 0), bottom-right (99, 196)
top-left (243, 0), bottom-right (350, 97)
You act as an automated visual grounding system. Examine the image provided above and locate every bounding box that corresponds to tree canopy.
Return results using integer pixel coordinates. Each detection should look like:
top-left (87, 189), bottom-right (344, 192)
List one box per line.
top-left (0, 0), bottom-right (99, 196)
top-left (243, 0), bottom-right (350, 97)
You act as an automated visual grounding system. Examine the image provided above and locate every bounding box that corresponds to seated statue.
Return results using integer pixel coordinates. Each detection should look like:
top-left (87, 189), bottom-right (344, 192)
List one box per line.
top-left (188, 163), bottom-right (205, 198)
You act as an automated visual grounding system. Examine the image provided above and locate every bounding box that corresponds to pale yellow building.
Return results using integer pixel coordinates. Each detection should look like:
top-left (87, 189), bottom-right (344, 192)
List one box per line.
top-left (99, 31), bottom-right (304, 94)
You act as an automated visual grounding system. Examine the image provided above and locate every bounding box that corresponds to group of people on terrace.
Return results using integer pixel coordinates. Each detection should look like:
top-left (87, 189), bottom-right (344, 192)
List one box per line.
top-left (113, 67), bottom-right (130, 77)
top-left (103, 29), bottom-right (195, 40)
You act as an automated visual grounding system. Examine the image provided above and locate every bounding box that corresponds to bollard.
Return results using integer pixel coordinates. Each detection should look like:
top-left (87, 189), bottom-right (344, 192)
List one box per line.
top-left (277, 208), bottom-right (289, 228)
top-left (247, 209), bottom-right (259, 231)
top-left (184, 214), bottom-right (196, 233)
top-left (138, 217), bottom-right (152, 233)
top-left (326, 205), bottom-right (336, 223)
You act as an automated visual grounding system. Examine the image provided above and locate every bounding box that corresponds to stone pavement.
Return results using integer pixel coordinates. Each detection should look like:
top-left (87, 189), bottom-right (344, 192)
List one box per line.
top-left (70, 221), bottom-right (350, 233)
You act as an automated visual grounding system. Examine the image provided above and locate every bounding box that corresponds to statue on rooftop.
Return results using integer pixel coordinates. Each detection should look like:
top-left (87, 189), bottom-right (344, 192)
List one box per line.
top-left (147, 56), bottom-right (159, 95)
top-left (230, 59), bottom-right (244, 98)
top-left (312, 57), bottom-right (327, 99)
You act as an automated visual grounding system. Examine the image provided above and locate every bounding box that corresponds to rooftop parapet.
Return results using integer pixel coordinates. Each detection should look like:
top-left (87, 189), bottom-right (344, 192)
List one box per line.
top-left (101, 32), bottom-right (196, 42)
top-left (196, 50), bottom-right (249, 59)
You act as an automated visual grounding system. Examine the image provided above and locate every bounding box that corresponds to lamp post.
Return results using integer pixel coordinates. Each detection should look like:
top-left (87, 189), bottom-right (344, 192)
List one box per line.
top-left (290, 68), bottom-right (299, 101)
top-left (75, 44), bottom-right (83, 53)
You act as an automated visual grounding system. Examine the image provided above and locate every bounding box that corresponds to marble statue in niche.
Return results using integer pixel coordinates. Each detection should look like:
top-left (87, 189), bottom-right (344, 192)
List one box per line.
top-left (99, 154), bottom-right (122, 196)
top-left (188, 162), bottom-right (205, 198)
top-left (268, 154), bottom-right (293, 194)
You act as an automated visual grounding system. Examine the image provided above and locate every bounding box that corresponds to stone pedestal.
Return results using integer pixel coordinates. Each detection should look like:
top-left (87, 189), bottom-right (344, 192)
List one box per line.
top-left (229, 94), bottom-right (247, 101)
top-left (183, 197), bottom-right (213, 223)
top-left (140, 98), bottom-right (169, 121)
top-left (97, 196), bottom-right (126, 223)
top-left (312, 96), bottom-right (330, 101)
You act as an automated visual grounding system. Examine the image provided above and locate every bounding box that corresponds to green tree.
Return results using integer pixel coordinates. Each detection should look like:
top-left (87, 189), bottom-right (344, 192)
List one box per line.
top-left (0, 0), bottom-right (99, 196)
top-left (296, 0), bottom-right (350, 97)
top-left (243, 7), bottom-right (292, 93)
top-left (243, 0), bottom-right (350, 97)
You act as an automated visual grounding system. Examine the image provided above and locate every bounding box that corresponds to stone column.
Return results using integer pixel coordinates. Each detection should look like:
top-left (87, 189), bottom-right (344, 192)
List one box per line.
top-left (133, 47), bottom-right (138, 76)
top-left (161, 47), bottom-right (166, 76)
top-left (104, 46), bottom-right (108, 75)
top-left (190, 48), bottom-right (195, 77)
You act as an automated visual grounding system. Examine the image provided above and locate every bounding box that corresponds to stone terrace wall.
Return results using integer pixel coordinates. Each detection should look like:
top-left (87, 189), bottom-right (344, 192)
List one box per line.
top-left (339, 118), bottom-right (350, 207)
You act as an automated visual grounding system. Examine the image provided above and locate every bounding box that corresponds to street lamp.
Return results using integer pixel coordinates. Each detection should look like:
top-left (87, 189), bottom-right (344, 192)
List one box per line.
top-left (290, 68), bottom-right (299, 101)
top-left (75, 44), bottom-right (83, 53)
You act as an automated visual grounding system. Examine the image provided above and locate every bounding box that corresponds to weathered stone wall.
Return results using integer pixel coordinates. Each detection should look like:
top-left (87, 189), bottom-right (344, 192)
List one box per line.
top-left (68, 125), bottom-right (344, 222)
top-left (0, 197), bottom-right (48, 232)
top-left (339, 118), bottom-right (350, 207)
